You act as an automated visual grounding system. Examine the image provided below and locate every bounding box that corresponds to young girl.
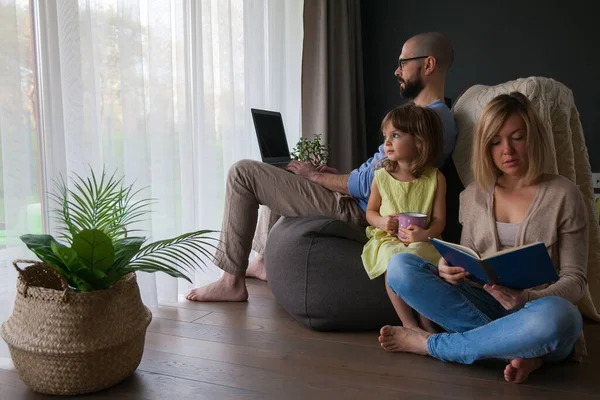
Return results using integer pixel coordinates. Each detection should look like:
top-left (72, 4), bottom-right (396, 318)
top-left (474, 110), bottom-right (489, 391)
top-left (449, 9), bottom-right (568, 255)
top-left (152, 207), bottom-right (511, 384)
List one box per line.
top-left (361, 103), bottom-right (447, 334)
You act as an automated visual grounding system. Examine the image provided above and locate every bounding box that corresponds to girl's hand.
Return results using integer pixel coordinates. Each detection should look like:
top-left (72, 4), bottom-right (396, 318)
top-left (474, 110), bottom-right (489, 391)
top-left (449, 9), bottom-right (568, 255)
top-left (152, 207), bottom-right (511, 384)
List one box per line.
top-left (398, 225), bottom-right (428, 245)
top-left (438, 257), bottom-right (469, 285)
top-left (483, 284), bottom-right (527, 311)
top-left (381, 215), bottom-right (399, 236)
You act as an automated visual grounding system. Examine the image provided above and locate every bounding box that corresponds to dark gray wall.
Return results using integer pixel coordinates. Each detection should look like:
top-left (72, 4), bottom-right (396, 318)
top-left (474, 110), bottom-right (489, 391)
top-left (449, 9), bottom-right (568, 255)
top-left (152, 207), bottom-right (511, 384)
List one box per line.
top-left (361, 0), bottom-right (600, 170)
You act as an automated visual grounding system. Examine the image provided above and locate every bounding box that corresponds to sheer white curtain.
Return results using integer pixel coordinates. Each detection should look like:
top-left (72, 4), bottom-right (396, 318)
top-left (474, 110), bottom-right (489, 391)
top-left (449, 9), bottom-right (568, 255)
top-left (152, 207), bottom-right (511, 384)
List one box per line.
top-left (0, 0), bottom-right (303, 318)
top-left (0, 0), bottom-right (42, 359)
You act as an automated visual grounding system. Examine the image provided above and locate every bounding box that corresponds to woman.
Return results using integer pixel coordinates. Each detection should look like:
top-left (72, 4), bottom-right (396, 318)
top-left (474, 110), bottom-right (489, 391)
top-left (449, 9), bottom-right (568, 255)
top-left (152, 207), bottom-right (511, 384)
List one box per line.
top-left (379, 92), bottom-right (588, 384)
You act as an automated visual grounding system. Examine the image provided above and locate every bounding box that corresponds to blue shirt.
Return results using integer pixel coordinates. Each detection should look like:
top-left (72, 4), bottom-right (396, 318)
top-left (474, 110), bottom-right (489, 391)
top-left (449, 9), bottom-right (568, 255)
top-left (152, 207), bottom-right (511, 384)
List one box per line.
top-left (347, 99), bottom-right (457, 211)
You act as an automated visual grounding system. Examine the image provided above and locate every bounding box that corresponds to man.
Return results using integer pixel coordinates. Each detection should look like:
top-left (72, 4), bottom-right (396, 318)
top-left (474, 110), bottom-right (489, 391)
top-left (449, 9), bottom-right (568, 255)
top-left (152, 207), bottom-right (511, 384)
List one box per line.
top-left (187, 32), bottom-right (457, 302)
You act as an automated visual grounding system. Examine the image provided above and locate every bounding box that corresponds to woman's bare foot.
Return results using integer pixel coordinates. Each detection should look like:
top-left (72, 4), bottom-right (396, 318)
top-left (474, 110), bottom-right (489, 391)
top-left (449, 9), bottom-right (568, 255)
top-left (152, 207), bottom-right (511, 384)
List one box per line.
top-left (399, 322), bottom-right (430, 337)
top-left (504, 358), bottom-right (543, 383)
top-left (403, 326), bottom-right (432, 337)
top-left (378, 325), bottom-right (430, 355)
top-left (418, 315), bottom-right (440, 334)
top-left (246, 254), bottom-right (267, 281)
top-left (186, 273), bottom-right (249, 302)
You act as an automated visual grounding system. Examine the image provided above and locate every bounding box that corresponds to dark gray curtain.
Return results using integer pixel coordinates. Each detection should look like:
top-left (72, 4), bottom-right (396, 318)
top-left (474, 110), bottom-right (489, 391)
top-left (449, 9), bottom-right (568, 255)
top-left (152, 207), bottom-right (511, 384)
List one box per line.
top-left (302, 0), bottom-right (367, 173)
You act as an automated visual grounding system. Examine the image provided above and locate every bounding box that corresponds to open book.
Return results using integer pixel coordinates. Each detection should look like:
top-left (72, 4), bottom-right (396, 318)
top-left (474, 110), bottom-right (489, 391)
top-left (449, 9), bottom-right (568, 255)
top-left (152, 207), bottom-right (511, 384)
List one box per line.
top-left (429, 238), bottom-right (559, 290)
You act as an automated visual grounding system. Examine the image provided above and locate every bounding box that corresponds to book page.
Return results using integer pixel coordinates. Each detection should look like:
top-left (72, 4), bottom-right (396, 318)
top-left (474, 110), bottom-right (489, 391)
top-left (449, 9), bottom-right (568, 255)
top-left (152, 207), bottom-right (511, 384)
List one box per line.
top-left (431, 238), bottom-right (480, 259)
top-left (483, 241), bottom-right (544, 259)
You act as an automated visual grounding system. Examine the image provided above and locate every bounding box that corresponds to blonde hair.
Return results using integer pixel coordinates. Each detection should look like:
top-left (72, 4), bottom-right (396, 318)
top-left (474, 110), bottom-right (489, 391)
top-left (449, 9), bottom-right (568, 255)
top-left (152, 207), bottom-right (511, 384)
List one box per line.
top-left (471, 92), bottom-right (552, 189)
top-left (377, 103), bottom-right (443, 178)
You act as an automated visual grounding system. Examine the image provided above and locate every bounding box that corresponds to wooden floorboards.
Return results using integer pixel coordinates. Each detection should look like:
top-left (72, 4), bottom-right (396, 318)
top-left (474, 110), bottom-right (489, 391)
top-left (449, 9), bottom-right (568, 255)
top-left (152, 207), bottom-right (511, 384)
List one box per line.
top-left (1, 279), bottom-right (599, 399)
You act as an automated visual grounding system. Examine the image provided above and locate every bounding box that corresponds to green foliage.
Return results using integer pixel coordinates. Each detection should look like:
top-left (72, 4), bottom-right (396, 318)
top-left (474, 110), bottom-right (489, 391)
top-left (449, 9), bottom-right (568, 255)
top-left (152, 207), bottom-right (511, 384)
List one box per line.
top-left (50, 171), bottom-right (152, 244)
top-left (290, 134), bottom-right (329, 167)
top-left (20, 168), bottom-right (218, 291)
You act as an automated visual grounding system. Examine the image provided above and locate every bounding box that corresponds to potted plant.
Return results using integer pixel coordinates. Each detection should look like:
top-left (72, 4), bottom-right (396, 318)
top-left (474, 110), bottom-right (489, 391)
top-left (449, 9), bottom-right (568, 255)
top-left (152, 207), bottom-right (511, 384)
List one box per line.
top-left (0, 169), bottom-right (217, 395)
top-left (290, 133), bottom-right (329, 167)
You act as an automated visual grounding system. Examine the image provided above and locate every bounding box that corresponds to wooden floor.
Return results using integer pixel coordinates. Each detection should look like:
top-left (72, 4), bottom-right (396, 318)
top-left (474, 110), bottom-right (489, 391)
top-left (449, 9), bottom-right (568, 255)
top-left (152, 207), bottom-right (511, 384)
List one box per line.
top-left (1, 279), bottom-right (600, 400)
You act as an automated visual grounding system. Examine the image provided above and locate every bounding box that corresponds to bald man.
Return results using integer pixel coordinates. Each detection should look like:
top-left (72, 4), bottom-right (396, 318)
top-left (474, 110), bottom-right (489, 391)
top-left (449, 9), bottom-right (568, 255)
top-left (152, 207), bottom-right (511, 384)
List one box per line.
top-left (187, 32), bottom-right (458, 302)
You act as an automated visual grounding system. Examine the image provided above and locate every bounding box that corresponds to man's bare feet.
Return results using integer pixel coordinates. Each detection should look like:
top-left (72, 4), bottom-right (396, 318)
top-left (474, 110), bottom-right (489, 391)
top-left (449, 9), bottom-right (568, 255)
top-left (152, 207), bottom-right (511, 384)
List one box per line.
top-left (504, 358), bottom-right (543, 383)
top-left (186, 273), bottom-right (248, 302)
top-left (378, 325), bottom-right (430, 355)
top-left (246, 254), bottom-right (267, 281)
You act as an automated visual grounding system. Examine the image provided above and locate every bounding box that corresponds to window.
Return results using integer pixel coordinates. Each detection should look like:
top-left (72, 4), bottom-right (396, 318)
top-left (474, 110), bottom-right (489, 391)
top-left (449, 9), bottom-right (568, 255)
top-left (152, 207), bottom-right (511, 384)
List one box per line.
top-left (0, 0), bottom-right (303, 303)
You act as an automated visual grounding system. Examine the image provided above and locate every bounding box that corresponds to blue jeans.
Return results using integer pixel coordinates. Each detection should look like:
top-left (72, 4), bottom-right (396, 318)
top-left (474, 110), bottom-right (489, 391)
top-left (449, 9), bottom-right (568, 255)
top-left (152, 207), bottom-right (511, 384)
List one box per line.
top-left (386, 253), bottom-right (583, 364)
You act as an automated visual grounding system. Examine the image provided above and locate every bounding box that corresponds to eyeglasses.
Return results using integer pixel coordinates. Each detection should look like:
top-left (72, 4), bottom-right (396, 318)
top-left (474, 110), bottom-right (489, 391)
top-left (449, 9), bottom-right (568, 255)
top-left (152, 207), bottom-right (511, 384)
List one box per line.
top-left (397, 56), bottom-right (429, 71)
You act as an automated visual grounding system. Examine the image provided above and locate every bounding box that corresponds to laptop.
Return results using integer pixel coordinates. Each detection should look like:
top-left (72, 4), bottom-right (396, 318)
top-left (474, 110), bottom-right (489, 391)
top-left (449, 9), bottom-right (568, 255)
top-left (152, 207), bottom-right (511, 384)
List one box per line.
top-left (251, 108), bottom-right (292, 168)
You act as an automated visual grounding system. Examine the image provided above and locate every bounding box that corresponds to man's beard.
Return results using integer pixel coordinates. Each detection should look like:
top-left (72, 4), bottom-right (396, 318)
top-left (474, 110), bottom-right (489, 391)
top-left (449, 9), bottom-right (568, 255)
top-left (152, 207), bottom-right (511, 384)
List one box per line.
top-left (399, 74), bottom-right (424, 100)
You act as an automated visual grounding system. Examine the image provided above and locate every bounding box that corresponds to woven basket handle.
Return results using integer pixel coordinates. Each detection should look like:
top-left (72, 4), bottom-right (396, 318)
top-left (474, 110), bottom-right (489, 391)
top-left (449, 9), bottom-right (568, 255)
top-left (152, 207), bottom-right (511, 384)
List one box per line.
top-left (12, 259), bottom-right (70, 302)
top-left (12, 259), bottom-right (39, 273)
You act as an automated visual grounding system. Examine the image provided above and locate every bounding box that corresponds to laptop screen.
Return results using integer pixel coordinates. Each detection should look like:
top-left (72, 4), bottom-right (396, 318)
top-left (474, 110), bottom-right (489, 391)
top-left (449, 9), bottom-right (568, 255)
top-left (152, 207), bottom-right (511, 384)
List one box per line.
top-left (251, 109), bottom-right (291, 160)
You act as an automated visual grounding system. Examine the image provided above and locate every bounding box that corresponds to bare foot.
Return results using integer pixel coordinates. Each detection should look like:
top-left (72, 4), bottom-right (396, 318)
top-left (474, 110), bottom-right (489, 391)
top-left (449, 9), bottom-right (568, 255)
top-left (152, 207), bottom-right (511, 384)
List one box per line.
top-left (378, 325), bottom-right (430, 355)
top-left (399, 322), bottom-right (430, 337)
top-left (403, 326), bottom-right (432, 337)
top-left (186, 273), bottom-right (248, 302)
top-left (418, 315), bottom-right (440, 334)
top-left (246, 254), bottom-right (267, 281)
top-left (504, 358), bottom-right (543, 383)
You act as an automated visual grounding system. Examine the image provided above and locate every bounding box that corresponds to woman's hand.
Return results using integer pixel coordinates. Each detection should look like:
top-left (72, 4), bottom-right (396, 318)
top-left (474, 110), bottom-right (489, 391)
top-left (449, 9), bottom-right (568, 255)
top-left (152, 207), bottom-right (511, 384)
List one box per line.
top-left (438, 257), bottom-right (469, 285)
top-left (381, 215), bottom-right (399, 236)
top-left (398, 225), bottom-right (428, 245)
top-left (484, 284), bottom-right (527, 311)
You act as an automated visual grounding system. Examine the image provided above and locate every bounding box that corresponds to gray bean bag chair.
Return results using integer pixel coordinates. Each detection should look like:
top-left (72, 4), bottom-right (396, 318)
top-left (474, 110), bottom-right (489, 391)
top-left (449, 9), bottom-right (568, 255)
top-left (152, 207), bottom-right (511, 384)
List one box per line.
top-left (264, 216), bottom-right (401, 331)
top-left (263, 158), bottom-right (464, 331)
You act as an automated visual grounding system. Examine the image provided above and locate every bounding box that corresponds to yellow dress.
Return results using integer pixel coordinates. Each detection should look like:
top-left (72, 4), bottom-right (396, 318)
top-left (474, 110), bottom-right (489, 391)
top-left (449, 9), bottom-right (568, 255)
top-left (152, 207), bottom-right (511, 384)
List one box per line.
top-left (361, 167), bottom-right (442, 279)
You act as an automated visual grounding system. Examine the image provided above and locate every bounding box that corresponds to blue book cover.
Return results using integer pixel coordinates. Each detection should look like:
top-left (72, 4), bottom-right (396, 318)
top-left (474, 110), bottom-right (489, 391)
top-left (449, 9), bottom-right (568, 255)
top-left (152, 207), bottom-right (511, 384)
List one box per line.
top-left (429, 238), bottom-right (559, 290)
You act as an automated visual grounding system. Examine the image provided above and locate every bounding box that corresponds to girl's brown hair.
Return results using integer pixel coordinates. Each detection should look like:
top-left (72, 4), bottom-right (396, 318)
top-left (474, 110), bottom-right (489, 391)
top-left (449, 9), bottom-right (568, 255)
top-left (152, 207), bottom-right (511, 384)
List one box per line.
top-left (377, 103), bottom-right (444, 177)
top-left (471, 92), bottom-right (553, 189)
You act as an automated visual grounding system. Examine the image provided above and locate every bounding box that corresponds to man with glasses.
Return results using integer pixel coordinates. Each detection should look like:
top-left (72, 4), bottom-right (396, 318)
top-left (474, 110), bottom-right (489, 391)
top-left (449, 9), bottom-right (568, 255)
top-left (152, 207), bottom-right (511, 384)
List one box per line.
top-left (394, 32), bottom-right (457, 160)
top-left (186, 32), bottom-right (458, 302)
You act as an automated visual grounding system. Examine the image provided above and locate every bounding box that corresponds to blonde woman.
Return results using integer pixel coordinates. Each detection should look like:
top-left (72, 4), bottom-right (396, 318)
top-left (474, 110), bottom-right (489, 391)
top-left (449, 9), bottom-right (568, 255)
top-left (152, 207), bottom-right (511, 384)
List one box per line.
top-left (378, 92), bottom-right (587, 384)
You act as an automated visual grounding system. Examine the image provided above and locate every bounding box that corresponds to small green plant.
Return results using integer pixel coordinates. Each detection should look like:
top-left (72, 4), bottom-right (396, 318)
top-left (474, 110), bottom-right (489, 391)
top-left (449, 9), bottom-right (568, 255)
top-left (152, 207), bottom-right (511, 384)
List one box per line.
top-left (20, 169), bottom-right (218, 292)
top-left (290, 134), bottom-right (329, 167)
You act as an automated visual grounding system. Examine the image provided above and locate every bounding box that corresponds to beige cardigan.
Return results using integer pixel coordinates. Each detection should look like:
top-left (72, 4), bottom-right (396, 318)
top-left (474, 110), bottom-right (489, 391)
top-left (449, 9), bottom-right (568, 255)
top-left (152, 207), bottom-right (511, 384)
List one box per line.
top-left (459, 174), bottom-right (588, 359)
top-left (451, 77), bottom-right (600, 322)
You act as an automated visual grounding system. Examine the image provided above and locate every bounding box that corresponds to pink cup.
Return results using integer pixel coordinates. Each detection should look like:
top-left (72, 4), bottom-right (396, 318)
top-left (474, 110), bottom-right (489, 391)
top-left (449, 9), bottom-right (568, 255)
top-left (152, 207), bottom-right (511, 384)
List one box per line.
top-left (394, 213), bottom-right (427, 240)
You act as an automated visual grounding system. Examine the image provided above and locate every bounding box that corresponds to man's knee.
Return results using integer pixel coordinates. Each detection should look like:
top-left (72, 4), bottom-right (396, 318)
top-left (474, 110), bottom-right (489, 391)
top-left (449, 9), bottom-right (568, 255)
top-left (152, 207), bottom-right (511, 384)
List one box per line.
top-left (386, 253), bottom-right (429, 296)
top-left (228, 160), bottom-right (269, 188)
top-left (229, 159), bottom-right (260, 180)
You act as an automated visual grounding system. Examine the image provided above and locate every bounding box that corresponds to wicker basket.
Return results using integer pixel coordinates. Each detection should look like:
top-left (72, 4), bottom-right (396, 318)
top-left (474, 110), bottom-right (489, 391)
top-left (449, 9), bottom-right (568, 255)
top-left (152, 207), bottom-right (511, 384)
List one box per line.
top-left (0, 260), bottom-right (153, 395)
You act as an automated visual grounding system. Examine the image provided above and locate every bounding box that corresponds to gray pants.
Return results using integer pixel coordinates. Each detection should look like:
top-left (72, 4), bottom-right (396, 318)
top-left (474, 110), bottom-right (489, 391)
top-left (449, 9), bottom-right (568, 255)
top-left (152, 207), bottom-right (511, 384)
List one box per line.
top-left (214, 160), bottom-right (367, 275)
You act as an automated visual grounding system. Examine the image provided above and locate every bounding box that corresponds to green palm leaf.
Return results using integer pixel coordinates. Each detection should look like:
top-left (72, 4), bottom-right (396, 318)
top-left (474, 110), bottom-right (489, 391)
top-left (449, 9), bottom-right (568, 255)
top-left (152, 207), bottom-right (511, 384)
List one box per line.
top-left (51, 169), bottom-right (153, 242)
top-left (113, 237), bottom-right (146, 271)
top-left (129, 230), bottom-right (219, 283)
